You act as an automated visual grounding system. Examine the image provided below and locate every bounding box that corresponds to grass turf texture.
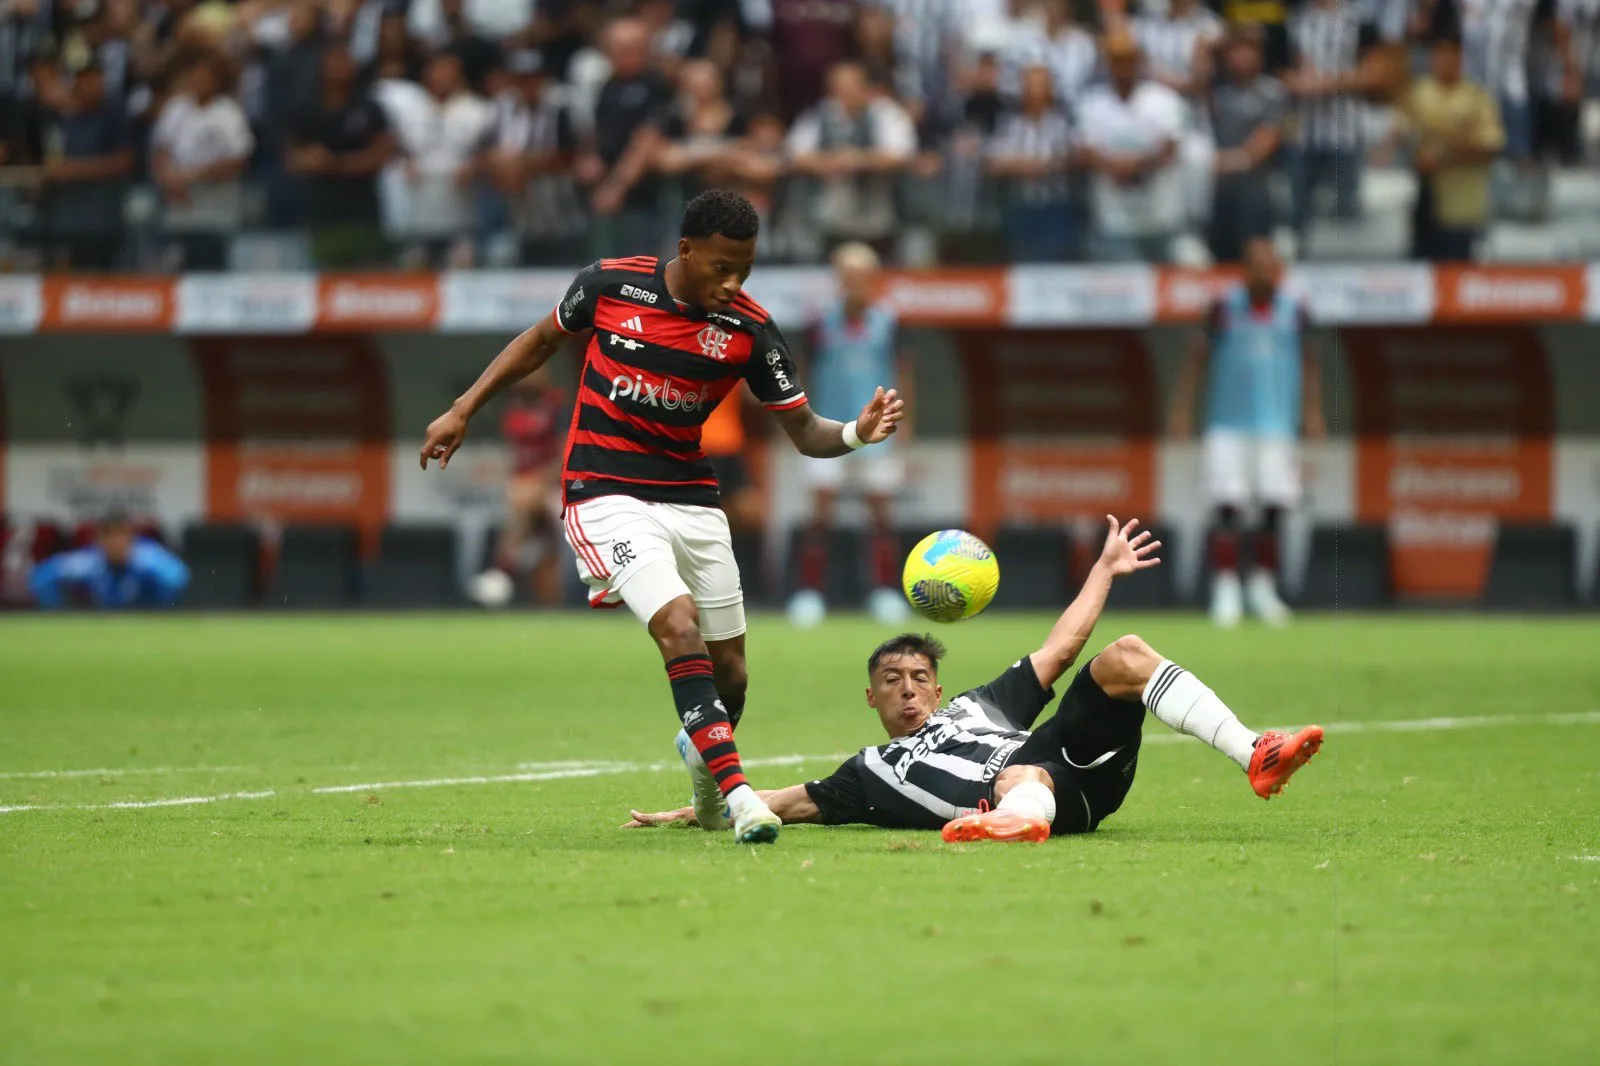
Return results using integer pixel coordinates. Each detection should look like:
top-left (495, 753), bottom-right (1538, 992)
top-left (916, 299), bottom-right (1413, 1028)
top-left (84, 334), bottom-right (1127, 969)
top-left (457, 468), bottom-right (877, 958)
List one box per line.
top-left (2, 613), bottom-right (1597, 1065)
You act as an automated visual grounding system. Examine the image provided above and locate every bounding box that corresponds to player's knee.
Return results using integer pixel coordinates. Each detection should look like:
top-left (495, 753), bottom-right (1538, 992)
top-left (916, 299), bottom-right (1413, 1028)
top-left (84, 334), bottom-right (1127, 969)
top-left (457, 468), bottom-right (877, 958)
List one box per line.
top-left (1093, 634), bottom-right (1160, 691)
top-left (994, 763), bottom-right (1055, 799)
top-left (647, 596), bottom-right (705, 658)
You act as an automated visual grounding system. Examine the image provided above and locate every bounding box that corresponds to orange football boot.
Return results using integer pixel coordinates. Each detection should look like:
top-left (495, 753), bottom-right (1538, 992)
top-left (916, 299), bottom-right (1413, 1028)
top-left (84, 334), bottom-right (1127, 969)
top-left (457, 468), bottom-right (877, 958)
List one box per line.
top-left (941, 809), bottom-right (1051, 844)
top-left (1248, 725), bottom-right (1324, 799)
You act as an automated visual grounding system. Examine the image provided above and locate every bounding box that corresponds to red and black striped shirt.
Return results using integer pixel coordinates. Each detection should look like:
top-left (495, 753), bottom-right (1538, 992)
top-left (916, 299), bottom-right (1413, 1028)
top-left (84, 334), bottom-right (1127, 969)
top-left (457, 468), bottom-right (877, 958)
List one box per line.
top-left (552, 256), bottom-right (808, 508)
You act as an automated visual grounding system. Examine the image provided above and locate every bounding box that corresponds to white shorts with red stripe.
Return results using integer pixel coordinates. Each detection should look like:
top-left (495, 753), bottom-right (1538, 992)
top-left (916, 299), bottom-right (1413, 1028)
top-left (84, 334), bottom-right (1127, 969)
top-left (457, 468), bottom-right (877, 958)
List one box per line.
top-left (563, 495), bottom-right (746, 641)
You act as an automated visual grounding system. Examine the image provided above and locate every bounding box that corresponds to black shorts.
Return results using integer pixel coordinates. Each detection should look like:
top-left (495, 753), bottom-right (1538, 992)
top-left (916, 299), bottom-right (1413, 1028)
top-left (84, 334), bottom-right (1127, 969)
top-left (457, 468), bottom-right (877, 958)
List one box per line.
top-left (1004, 663), bottom-right (1145, 835)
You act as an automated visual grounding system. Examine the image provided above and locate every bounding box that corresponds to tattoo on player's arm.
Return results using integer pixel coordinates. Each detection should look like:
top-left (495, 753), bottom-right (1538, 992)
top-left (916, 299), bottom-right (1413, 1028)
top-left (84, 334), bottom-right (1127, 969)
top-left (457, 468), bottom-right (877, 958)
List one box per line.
top-left (773, 405), bottom-right (853, 459)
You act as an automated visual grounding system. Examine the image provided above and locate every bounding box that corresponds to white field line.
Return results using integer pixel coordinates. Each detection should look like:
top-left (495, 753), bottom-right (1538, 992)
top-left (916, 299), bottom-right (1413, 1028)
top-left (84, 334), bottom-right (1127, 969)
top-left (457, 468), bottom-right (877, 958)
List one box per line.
top-left (3, 710), bottom-right (1598, 816)
top-left (0, 765), bottom-right (245, 780)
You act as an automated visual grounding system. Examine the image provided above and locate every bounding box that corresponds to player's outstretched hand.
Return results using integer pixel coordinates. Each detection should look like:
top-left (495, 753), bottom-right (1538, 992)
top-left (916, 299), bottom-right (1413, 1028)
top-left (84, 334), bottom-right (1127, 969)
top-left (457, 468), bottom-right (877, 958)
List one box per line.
top-left (420, 406), bottom-right (470, 470)
top-left (621, 806), bottom-right (699, 829)
top-left (855, 387), bottom-right (904, 445)
top-left (1098, 515), bottom-right (1162, 578)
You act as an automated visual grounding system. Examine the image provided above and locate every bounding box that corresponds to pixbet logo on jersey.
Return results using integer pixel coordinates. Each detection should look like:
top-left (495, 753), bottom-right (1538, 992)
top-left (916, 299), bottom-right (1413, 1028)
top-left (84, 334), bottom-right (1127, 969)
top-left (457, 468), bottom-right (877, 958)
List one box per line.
top-left (609, 373), bottom-right (710, 412)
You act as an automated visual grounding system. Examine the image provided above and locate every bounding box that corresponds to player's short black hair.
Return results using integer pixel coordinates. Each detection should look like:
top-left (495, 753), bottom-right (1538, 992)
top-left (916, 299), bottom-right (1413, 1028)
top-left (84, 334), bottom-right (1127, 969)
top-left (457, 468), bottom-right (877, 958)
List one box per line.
top-left (867, 634), bottom-right (948, 678)
top-left (680, 189), bottom-right (760, 242)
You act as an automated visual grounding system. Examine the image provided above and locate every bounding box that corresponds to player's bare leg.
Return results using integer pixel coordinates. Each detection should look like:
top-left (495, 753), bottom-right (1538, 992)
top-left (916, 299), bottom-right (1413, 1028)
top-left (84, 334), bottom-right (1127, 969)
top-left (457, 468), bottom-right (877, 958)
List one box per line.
top-left (651, 596), bottom-right (778, 842)
top-left (788, 487), bottom-right (836, 627)
top-left (863, 490), bottom-right (908, 625)
top-left (1096, 634), bottom-right (1322, 798)
top-left (941, 764), bottom-right (1054, 844)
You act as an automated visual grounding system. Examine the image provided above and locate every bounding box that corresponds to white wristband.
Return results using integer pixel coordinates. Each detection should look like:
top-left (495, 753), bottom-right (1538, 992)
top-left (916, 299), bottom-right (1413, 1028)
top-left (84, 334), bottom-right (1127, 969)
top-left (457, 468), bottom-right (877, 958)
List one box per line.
top-left (842, 420), bottom-right (866, 451)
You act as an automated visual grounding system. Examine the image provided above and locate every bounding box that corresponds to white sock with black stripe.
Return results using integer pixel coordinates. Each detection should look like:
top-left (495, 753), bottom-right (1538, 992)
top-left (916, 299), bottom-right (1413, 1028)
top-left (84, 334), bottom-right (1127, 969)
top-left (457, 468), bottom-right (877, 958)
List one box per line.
top-left (1142, 660), bottom-right (1258, 771)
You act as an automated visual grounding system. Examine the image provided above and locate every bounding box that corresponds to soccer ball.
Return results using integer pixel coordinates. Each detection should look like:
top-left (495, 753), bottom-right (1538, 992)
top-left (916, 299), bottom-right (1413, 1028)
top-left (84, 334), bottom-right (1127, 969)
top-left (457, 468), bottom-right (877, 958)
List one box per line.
top-left (902, 530), bottom-right (1000, 623)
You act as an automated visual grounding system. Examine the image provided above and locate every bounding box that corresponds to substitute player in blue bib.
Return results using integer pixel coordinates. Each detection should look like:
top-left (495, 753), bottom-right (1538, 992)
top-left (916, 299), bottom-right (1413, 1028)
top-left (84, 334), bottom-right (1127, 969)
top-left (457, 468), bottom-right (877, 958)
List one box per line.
top-left (789, 242), bottom-right (912, 627)
top-left (1170, 237), bottom-right (1325, 627)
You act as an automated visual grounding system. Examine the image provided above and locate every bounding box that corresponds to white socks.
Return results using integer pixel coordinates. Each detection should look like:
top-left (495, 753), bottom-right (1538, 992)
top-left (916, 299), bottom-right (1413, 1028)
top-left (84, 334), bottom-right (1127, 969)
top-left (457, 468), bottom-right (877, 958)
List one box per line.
top-left (725, 783), bottom-right (760, 814)
top-left (996, 779), bottom-right (1056, 825)
top-left (1142, 659), bottom-right (1258, 771)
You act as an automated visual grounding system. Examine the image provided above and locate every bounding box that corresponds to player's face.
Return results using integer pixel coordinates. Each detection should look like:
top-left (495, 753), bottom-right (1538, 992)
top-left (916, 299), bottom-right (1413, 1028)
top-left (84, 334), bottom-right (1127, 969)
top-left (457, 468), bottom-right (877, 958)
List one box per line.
top-left (100, 524), bottom-right (135, 567)
top-left (866, 653), bottom-right (944, 738)
top-left (678, 233), bottom-right (757, 311)
top-left (1244, 239), bottom-right (1279, 289)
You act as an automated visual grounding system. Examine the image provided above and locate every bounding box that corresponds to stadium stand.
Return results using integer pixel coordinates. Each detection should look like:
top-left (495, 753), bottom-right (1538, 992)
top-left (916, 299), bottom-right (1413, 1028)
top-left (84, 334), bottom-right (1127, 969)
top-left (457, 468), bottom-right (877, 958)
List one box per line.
top-left (990, 525), bottom-right (1072, 610)
top-left (180, 523), bottom-right (262, 608)
top-left (368, 524), bottom-right (460, 607)
top-left (1482, 523), bottom-right (1580, 609)
top-left (1293, 524), bottom-right (1391, 610)
top-left (272, 525), bottom-right (361, 608)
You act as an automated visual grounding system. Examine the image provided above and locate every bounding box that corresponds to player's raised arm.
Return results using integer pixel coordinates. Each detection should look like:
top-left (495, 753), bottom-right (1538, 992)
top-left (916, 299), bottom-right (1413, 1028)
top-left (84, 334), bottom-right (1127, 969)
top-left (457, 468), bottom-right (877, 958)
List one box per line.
top-left (1027, 516), bottom-right (1162, 690)
top-left (772, 387), bottom-right (905, 458)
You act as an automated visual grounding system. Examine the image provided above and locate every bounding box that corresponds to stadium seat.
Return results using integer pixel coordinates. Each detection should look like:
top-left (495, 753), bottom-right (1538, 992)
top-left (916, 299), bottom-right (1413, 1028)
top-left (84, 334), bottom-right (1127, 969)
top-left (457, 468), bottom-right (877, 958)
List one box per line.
top-left (990, 526), bottom-right (1070, 610)
top-left (272, 525), bottom-right (360, 608)
top-left (1481, 523), bottom-right (1578, 609)
top-left (1104, 523), bottom-right (1178, 610)
top-left (1294, 524), bottom-right (1391, 609)
top-left (367, 525), bottom-right (459, 607)
top-left (180, 523), bottom-right (262, 607)
top-left (786, 527), bottom-right (863, 608)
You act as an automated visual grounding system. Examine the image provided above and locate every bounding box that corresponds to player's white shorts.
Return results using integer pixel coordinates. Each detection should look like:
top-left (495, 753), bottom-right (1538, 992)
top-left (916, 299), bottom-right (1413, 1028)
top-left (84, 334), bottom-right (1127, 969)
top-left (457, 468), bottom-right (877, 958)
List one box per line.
top-left (803, 450), bottom-right (904, 496)
top-left (1204, 431), bottom-right (1300, 508)
top-left (563, 495), bottom-right (745, 641)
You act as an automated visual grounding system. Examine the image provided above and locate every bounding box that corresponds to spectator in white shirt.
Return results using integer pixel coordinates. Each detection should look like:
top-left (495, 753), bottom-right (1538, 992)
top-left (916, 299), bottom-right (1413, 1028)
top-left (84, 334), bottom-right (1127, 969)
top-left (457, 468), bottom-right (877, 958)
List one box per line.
top-left (376, 51), bottom-right (495, 266)
top-left (150, 52), bottom-right (253, 270)
top-left (1074, 32), bottom-right (1186, 262)
top-left (787, 59), bottom-right (917, 256)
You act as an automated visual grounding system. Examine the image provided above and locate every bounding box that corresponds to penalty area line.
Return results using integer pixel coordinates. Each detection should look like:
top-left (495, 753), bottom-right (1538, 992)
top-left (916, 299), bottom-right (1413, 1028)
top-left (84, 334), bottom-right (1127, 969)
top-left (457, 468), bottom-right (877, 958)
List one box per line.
top-left (3, 710), bottom-right (1599, 816)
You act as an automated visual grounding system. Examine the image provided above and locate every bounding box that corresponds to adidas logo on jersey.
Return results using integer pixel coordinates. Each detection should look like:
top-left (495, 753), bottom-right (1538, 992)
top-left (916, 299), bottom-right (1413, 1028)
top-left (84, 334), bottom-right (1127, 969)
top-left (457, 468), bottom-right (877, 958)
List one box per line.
top-left (609, 373), bottom-right (710, 412)
top-left (620, 315), bottom-right (644, 332)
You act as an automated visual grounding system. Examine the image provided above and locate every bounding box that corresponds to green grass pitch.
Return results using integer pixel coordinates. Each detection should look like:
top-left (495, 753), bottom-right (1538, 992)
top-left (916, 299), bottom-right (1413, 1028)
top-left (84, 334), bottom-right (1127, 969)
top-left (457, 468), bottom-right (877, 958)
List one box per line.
top-left (2, 612), bottom-right (1597, 1065)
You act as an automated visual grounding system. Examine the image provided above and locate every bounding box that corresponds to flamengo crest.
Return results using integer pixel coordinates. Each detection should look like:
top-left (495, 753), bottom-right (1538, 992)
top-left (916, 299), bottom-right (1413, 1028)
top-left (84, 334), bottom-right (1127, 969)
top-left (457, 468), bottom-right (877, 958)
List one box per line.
top-left (697, 324), bottom-right (732, 360)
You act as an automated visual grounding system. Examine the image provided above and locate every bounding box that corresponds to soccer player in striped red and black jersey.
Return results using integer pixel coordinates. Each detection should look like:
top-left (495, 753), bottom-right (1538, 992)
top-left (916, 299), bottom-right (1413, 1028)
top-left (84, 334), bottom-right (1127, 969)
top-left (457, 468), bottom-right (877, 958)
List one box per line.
top-left (421, 190), bottom-right (905, 844)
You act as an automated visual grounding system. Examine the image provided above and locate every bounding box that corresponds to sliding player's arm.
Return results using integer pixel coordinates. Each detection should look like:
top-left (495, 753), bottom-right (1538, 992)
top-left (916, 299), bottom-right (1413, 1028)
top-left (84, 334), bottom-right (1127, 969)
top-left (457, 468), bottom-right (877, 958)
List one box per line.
top-left (622, 784), bottom-right (824, 828)
top-left (747, 318), bottom-right (904, 457)
top-left (420, 265), bottom-right (595, 470)
top-left (1027, 516), bottom-right (1162, 691)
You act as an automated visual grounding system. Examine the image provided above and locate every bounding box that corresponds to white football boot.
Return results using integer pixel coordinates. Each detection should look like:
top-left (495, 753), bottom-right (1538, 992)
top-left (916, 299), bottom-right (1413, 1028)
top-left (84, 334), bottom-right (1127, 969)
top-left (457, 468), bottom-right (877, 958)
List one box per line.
top-left (728, 792), bottom-right (782, 845)
top-left (1210, 570), bottom-right (1243, 629)
top-left (1246, 569), bottom-right (1292, 627)
top-left (674, 729), bottom-right (731, 831)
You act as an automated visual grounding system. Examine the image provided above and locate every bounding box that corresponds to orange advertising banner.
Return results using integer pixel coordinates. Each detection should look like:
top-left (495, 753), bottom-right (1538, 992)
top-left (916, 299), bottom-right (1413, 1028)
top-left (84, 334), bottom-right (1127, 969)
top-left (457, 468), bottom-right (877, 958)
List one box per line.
top-left (1433, 265), bottom-right (1587, 322)
top-left (963, 330), bottom-right (1157, 537)
top-left (1349, 327), bottom-right (1554, 597)
top-left (193, 337), bottom-right (392, 538)
top-left (41, 277), bottom-right (176, 331)
top-left (314, 274), bottom-right (440, 332)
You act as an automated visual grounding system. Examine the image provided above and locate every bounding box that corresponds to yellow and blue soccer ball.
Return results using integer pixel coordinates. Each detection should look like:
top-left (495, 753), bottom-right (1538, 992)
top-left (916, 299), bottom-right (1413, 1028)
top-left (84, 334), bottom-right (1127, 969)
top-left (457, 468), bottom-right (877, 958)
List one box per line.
top-left (902, 530), bottom-right (1000, 622)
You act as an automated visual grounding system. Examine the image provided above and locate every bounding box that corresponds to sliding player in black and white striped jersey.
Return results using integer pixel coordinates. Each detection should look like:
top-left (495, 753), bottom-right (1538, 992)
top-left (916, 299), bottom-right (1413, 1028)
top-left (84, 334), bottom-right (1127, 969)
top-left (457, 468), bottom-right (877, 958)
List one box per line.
top-left (624, 516), bottom-right (1324, 842)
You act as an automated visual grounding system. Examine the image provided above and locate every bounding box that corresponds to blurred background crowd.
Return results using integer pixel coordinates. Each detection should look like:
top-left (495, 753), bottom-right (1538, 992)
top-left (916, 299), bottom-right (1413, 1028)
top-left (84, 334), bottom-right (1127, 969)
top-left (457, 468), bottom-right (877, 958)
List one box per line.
top-left (2, 0), bottom-right (1598, 272)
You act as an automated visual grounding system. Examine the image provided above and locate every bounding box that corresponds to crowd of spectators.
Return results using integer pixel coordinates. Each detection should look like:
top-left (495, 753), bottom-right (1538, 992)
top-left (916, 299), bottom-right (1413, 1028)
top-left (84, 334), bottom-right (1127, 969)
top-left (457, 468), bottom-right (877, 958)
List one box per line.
top-left (1, 0), bottom-right (1597, 271)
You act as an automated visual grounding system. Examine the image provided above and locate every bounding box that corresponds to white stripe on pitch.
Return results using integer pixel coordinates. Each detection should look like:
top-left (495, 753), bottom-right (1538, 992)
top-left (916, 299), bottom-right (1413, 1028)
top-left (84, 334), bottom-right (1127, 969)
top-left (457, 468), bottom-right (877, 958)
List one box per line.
top-left (4, 710), bottom-right (1600, 815)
